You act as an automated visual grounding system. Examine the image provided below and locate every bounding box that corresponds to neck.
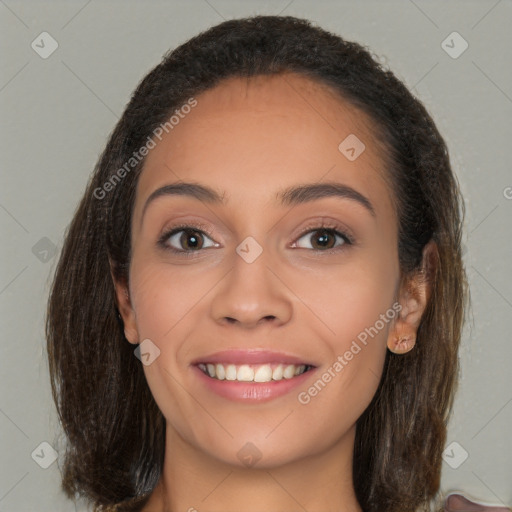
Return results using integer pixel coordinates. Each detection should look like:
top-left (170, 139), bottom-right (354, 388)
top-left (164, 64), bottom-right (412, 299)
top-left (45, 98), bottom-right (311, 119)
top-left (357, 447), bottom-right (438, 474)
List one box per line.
top-left (145, 424), bottom-right (363, 512)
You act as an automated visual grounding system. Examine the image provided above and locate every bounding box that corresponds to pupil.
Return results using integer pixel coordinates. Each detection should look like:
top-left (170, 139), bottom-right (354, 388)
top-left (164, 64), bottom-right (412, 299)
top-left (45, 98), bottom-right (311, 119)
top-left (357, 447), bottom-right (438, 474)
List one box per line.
top-left (183, 230), bottom-right (201, 249)
top-left (316, 230), bottom-right (332, 248)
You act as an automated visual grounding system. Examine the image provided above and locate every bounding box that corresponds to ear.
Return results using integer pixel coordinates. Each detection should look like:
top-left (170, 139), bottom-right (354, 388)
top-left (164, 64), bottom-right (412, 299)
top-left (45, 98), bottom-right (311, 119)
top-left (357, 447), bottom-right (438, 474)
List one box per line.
top-left (387, 240), bottom-right (438, 354)
top-left (109, 257), bottom-right (139, 345)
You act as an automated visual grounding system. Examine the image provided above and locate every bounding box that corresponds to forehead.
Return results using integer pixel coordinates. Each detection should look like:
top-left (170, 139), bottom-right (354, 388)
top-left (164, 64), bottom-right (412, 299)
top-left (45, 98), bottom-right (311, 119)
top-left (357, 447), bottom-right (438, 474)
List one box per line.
top-left (133, 72), bottom-right (395, 224)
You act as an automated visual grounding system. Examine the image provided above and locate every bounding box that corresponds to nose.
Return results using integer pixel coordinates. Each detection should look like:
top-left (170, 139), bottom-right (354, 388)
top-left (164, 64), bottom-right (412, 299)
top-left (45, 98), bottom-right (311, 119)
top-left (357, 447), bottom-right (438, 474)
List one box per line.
top-left (209, 249), bottom-right (293, 329)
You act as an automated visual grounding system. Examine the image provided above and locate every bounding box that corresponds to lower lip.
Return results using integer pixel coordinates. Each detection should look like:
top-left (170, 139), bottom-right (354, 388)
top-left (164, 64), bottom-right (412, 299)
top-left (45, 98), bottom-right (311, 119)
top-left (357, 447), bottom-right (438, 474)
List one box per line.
top-left (193, 365), bottom-right (316, 403)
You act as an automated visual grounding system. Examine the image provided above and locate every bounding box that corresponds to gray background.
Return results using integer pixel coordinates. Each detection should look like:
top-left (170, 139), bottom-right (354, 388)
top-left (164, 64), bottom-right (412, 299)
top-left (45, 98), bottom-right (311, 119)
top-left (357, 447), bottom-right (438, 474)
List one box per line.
top-left (1, 1), bottom-right (511, 511)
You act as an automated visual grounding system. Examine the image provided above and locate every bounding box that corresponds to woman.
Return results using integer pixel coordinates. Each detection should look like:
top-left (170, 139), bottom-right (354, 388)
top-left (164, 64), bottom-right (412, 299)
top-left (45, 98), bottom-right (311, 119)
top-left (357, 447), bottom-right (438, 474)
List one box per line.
top-left (46, 15), bottom-right (470, 512)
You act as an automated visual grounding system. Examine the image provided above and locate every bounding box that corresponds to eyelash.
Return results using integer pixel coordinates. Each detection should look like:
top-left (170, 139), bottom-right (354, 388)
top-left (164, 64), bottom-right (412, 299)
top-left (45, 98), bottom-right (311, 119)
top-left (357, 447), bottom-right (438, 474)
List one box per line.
top-left (157, 220), bottom-right (354, 257)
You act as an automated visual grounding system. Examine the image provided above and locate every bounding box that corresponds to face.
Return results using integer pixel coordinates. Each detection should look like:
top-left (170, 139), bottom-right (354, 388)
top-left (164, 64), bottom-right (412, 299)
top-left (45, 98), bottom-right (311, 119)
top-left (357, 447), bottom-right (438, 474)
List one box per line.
top-left (117, 73), bottom-right (403, 469)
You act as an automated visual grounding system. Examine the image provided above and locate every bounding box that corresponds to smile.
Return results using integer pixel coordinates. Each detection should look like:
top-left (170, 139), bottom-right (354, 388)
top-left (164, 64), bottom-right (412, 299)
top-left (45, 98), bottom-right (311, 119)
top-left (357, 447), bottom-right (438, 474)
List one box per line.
top-left (197, 362), bottom-right (313, 382)
top-left (191, 349), bottom-right (317, 402)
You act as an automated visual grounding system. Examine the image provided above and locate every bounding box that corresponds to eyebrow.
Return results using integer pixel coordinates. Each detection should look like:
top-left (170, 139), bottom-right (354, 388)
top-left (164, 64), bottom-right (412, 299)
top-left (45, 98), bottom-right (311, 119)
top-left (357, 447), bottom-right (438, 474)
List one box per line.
top-left (140, 180), bottom-right (376, 225)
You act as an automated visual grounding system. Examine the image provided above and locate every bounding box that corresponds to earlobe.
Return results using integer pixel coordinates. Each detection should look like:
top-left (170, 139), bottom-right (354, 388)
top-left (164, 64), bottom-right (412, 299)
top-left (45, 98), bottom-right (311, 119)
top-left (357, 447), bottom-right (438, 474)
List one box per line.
top-left (387, 240), bottom-right (438, 355)
top-left (109, 257), bottom-right (139, 345)
top-left (388, 330), bottom-right (416, 355)
top-left (387, 290), bottom-right (422, 355)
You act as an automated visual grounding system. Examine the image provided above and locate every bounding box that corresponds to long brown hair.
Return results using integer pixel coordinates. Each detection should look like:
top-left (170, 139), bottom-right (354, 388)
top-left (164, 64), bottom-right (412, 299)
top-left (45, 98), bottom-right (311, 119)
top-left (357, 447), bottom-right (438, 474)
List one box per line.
top-left (46, 15), bottom-right (469, 512)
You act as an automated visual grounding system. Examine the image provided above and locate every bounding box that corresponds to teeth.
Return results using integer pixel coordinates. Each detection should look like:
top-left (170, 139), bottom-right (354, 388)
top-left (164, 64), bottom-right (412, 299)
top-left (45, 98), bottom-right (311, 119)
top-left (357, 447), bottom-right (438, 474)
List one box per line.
top-left (272, 365), bottom-right (283, 380)
top-left (283, 364), bottom-right (296, 379)
top-left (237, 365), bottom-right (254, 381)
top-left (225, 364), bottom-right (237, 381)
top-left (199, 363), bottom-right (309, 382)
top-left (215, 363), bottom-right (225, 380)
top-left (254, 364), bottom-right (273, 382)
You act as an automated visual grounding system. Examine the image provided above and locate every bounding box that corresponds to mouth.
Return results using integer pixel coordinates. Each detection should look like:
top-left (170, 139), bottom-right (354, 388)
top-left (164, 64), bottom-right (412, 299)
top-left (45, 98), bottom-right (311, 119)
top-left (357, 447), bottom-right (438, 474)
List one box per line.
top-left (191, 349), bottom-right (318, 402)
top-left (197, 362), bottom-right (315, 382)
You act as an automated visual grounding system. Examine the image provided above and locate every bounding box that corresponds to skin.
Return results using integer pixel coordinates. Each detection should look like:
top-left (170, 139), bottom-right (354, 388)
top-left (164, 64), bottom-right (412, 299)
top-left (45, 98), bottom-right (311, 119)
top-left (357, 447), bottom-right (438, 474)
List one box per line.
top-left (113, 72), bottom-right (433, 512)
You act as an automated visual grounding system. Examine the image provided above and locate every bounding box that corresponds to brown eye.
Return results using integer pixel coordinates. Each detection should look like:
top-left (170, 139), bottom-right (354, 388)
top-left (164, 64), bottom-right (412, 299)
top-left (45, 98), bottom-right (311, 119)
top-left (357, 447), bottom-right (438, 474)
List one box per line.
top-left (159, 225), bottom-right (218, 253)
top-left (294, 228), bottom-right (350, 251)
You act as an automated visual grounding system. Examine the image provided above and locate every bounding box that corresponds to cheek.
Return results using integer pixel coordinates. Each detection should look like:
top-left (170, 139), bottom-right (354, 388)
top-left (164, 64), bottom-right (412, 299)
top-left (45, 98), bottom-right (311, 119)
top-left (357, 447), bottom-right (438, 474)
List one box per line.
top-left (129, 257), bottom-right (211, 340)
top-left (294, 268), bottom-right (395, 438)
top-left (291, 252), bottom-right (398, 346)
top-left (291, 251), bottom-right (397, 402)
top-left (127, 259), bottom-right (209, 433)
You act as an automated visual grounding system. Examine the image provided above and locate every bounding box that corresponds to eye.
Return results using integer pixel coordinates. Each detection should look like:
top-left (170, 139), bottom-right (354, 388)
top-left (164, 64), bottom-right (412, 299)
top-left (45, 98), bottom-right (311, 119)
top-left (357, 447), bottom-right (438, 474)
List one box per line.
top-left (158, 224), bottom-right (219, 253)
top-left (157, 221), bottom-right (354, 255)
top-left (293, 224), bottom-right (353, 251)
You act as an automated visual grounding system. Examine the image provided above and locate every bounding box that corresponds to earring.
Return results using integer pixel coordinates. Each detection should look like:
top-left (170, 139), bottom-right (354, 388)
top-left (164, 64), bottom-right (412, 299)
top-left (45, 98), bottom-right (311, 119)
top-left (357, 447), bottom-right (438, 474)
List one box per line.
top-left (388, 333), bottom-right (416, 354)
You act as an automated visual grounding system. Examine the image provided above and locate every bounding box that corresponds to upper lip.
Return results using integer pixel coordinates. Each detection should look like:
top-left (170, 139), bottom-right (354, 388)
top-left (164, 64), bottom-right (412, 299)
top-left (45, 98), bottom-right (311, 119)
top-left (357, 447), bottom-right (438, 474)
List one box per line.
top-left (191, 349), bottom-right (317, 367)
